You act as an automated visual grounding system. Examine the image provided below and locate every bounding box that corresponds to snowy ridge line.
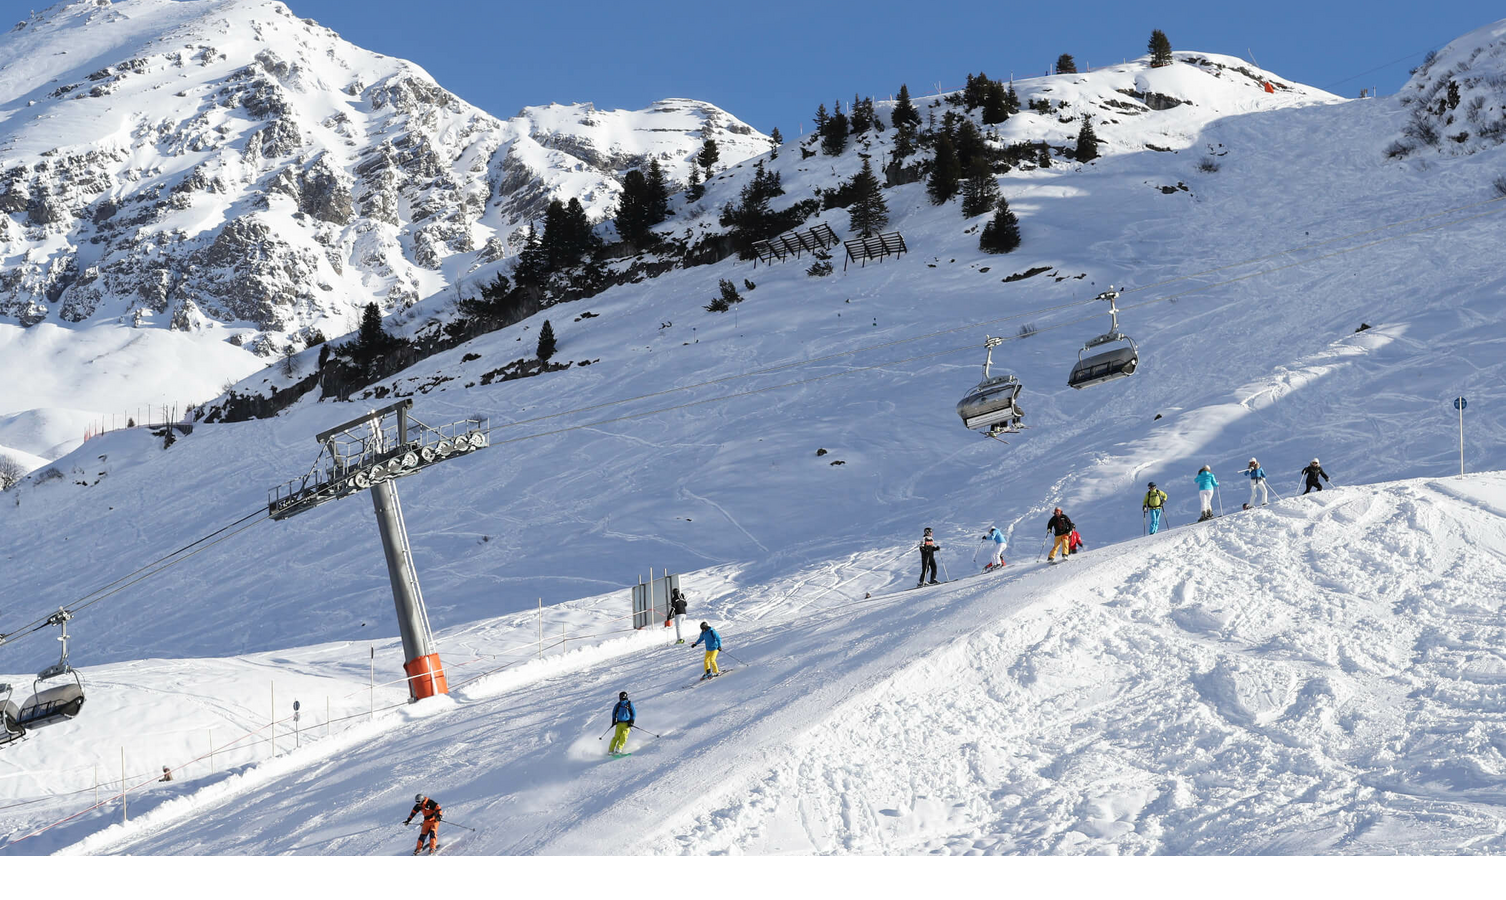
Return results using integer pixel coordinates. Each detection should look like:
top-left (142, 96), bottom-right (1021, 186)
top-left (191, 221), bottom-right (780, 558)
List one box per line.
top-left (0, 511), bottom-right (271, 655)
top-left (1118, 191), bottom-right (1506, 298)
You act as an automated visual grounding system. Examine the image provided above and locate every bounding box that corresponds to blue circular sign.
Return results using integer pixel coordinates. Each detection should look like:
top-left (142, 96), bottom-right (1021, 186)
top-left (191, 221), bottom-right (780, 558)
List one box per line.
top-left (1455, 397), bottom-right (1467, 410)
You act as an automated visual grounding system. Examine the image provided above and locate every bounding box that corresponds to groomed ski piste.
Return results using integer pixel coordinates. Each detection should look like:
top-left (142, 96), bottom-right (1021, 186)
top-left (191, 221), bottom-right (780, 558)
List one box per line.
top-left (2, 11), bottom-right (1506, 856)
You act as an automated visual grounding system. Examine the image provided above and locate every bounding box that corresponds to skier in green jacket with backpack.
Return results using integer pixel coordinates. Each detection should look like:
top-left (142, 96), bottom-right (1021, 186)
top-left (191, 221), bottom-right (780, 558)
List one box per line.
top-left (1143, 482), bottom-right (1168, 534)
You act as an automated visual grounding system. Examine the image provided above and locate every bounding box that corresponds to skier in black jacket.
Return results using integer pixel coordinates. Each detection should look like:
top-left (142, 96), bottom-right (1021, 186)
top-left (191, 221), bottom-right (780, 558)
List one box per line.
top-left (917, 528), bottom-right (941, 586)
top-left (1046, 508), bottom-right (1075, 562)
top-left (1299, 458), bottom-right (1331, 494)
top-left (668, 588), bottom-right (689, 643)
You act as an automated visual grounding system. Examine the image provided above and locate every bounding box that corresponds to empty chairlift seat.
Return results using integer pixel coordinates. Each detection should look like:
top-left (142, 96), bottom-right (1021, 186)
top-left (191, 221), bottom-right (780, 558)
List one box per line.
top-left (1068, 338), bottom-right (1139, 389)
top-left (17, 679), bottom-right (84, 729)
top-left (1068, 288), bottom-right (1140, 390)
top-left (957, 336), bottom-right (1025, 436)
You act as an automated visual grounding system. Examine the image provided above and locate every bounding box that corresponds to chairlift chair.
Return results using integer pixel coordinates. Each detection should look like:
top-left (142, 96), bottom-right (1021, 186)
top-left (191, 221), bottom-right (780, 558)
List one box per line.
top-left (16, 611), bottom-right (84, 731)
top-left (957, 336), bottom-right (1024, 436)
top-left (1068, 288), bottom-right (1140, 389)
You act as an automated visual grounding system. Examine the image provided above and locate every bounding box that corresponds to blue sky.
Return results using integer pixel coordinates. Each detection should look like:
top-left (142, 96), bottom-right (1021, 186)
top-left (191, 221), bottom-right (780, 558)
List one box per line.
top-left (5, 0), bottom-right (1502, 131)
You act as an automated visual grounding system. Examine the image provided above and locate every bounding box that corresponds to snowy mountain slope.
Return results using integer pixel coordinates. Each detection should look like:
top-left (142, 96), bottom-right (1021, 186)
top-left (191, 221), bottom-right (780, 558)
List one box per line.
top-left (12, 472), bottom-right (1506, 855)
top-left (0, 0), bottom-right (766, 466)
top-left (0, 23), bottom-right (1504, 855)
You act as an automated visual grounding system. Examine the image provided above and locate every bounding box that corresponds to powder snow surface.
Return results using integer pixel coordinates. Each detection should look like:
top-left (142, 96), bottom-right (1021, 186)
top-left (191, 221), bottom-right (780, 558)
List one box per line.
top-left (0, 20), bottom-right (1505, 855)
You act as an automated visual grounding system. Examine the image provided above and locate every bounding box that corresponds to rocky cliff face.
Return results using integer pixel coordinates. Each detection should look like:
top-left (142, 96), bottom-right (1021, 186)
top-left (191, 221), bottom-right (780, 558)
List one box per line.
top-left (0, 0), bottom-right (769, 353)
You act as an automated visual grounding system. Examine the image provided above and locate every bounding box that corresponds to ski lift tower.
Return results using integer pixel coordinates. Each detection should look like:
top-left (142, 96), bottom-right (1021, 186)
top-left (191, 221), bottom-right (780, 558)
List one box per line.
top-left (267, 400), bottom-right (488, 701)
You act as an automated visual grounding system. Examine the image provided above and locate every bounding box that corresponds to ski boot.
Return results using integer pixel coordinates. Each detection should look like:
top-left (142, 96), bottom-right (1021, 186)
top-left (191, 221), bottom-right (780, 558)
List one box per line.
top-left (413, 847), bottom-right (422, 856)
top-left (675, 638), bottom-right (685, 644)
top-left (700, 671), bottom-right (711, 681)
top-left (928, 580), bottom-right (940, 585)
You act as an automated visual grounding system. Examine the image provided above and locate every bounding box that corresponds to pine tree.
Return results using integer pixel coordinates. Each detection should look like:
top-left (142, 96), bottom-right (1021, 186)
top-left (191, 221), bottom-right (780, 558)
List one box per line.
top-left (822, 100), bottom-right (848, 155)
top-left (1148, 30), bottom-right (1173, 68)
top-left (981, 81), bottom-right (1009, 125)
top-left (614, 169), bottom-right (651, 245)
top-left (847, 158), bottom-right (889, 235)
top-left (1036, 142), bottom-right (1052, 168)
top-left (513, 224), bottom-right (550, 289)
top-left (645, 160), bottom-right (670, 223)
top-left (963, 72), bottom-right (990, 110)
top-left (1075, 118), bottom-right (1100, 162)
top-left (351, 301), bottom-right (395, 367)
top-left (979, 196), bottom-right (1021, 253)
top-left (850, 95), bottom-right (875, 135)
top-left (1056, 54), bottom-right (1078, 74)
top-left (769, 127), bottom-right (783, 159)
top-left (960, 157), bottom-right (1000, 218)
top-left (1005, 85), bottom-right (1020, 115)
top-left (954, 119), bottom-right (985, 171)
top-left (686, 164), bottom-right (705, 201)
top-left (927, 132), bottom-right (961, 204)
top-left (813, 103), bottom-right (830, 133)
top-left (698, 139), bottom-right (720, 177)
top-left (892, 84), bottom-right (921, 131)
top-left (893, 124), bottom-right (915, 162)
top-left (535, 319), bottom-right (557, 361)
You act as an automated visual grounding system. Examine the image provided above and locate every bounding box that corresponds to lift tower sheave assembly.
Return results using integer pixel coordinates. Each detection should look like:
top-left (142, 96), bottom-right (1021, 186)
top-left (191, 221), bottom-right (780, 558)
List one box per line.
top-left (267, 399), bottom-right (489, 701)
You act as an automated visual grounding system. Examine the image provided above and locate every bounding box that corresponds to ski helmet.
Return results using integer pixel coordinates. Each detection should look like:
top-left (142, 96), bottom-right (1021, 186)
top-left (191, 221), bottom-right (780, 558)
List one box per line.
top-left (619, 691), bottom-right (628, 700)
top-left (1249, 458), bottom-right (1258, 466)
top-left (1200, 465), bottom-right (1210, 473)
top-left (700, 621), bottom-right (710, 630)
top-left (1148, 482), bottom-right (1156, 488)
top-left (415, 793), bottom-right (425, 804)
top-left (923, 527), bottom-right (933, 534)
top-left (1054, 507), bottom-right (1062, 514)
top-left (1312, 458), bottom-right (1319, 465)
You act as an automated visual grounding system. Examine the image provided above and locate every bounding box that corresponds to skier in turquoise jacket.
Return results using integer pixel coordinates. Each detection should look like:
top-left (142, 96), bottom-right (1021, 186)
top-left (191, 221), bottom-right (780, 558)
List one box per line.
top-left (1195, 466), bottom-right (1218, 521)
top-left (1243, 458), bottom-right (1269, 508)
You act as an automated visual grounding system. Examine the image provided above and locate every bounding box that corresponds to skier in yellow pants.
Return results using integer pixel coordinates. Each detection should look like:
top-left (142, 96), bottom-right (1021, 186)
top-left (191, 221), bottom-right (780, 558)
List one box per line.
top-left (691, 622), bottom-right (722, 680)
top-left (1045, 507), bottom-right (1075, 563)
top-left (608, 691), bottom-right (634, 755)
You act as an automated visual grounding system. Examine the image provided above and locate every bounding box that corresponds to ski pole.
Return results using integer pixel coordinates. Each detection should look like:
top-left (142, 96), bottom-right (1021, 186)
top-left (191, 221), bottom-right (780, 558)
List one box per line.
top-left (971, 541), bottom-right (981, 566)
top-left (720, 649), bottom-right (747, 667)
top-left (1036, 536), bottom-right (1049, 562)
top-left (940, 558), bottom-right (951, 582)
top-left (597, 725), bottom-right (615, 740)
top-left (1216, 485), bottom-right (1224, 517)
top-left (1142, 509), bottom-right (1147, 536)
top-left (440, 819), bottom-right (478, 832)
top-left (631, 724), bottom-right (661, 738)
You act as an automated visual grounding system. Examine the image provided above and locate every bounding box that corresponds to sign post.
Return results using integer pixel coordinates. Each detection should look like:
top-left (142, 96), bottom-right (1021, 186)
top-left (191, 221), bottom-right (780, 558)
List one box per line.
top-left (1455, 397), bottom-right (1467, 475)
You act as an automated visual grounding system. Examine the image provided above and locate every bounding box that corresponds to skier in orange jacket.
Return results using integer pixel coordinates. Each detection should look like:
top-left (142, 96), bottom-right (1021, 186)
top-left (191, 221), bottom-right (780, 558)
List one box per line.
top-left (405, 793), bottom-right (442, 855)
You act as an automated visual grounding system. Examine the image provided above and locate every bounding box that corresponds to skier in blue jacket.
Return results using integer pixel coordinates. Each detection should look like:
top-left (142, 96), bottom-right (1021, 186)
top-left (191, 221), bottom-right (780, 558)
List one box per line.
top-left (608, 691), bottom-right (635, 755)
top-left (1195, 465), bottom-right (1218, 521)
top-left (1243, 458), bottom-right (1268, 508)
top-left (691, 622), bottom-right (722, 679)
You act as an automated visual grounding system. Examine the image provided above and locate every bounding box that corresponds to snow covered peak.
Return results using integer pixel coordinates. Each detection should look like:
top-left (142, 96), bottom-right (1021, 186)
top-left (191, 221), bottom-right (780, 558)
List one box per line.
top-left (0, 0), bottom-right (766, 454)
top-left (1392, 18), bottom-right (1506, 156)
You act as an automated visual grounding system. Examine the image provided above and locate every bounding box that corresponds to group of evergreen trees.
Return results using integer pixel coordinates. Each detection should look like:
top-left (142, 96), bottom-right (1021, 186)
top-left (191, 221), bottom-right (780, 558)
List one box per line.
top-left (960, 72), bottom-right (1020, 126)
top-left (814, 94), bottom-right (884, 157)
